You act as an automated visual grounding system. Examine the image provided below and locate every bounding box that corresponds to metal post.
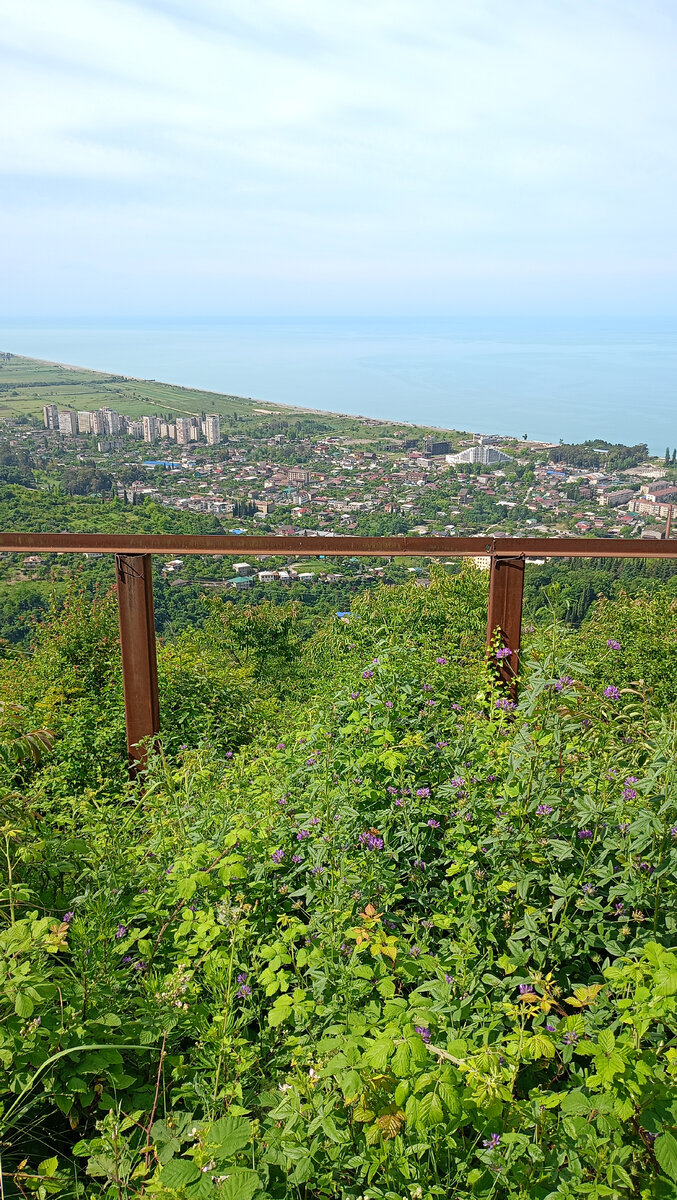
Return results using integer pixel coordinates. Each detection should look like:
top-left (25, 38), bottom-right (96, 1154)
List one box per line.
top-left (486, 554), bottom-right (525, 699)
top-left (115, 554), bottom-right (160, 772)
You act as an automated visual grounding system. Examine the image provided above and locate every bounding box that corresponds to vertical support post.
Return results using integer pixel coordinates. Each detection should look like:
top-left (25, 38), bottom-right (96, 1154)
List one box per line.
top-left (486, 554), bottom-right (525, 700)
top-left (115, 553), bottom-right (160, 773)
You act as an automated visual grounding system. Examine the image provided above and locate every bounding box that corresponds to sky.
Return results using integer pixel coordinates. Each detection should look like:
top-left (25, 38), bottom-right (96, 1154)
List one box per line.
top-left (2, 0), bottom-right (677, 318)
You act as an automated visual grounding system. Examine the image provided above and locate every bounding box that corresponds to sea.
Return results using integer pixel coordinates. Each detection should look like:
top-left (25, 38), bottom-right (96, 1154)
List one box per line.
top-left (1, 317), bottom-right (676, 454)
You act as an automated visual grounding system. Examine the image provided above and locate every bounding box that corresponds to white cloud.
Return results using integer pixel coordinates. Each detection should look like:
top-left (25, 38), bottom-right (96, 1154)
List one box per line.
top-left (1, 0), bottom-right (677, 313)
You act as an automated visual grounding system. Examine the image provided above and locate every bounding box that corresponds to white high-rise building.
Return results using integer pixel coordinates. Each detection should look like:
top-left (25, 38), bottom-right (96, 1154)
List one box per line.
top-left (128, 420), bottom-right (144, 439)
top-left (77, 411), bottom-right (93, 434)
top-left (176, 417), bottom-right (192, 445)
top-left (142, 415), bottom-right (159, 443)
top-left (205, 414), bottom-right (221, 445)
top-left (58, 410), bottom-right (77, 436)
top-left (91, 410), bottom-right (106, 435)
top-left (43, 403), bottom-right (58, 429)
top-left (446, 439), bottom-right (513, 466)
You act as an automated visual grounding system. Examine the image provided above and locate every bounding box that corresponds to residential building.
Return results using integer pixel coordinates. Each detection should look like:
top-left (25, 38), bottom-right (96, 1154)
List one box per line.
top-left (176, 418), bottom-right (192, 445)
top-left (423, 436), bottom-right (450, 455)
top-left (597, 489), bottom-right (636, 508)
top-left (77, 411), bottom-right (93, 434)
top-left (288, 468), bottom-right (311, 485)
top-left (205, 414), bottom-right (221, 444)
top-left (43, 403), bottom-right (58, 429)
top-left (142, 415), bottom-right (159, 443)
top-left (446, 439), bottom-right (513, 466)
top-left (58, 410), bottom-right (77, 436)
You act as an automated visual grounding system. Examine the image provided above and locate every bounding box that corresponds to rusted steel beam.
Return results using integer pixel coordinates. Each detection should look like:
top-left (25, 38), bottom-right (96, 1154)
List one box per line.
top-left (2, 532), bottom-right (677, 558)
top-left (115, 554), bottom-right (160, 773)
top-left (486, 555), bottom-right (525, 700)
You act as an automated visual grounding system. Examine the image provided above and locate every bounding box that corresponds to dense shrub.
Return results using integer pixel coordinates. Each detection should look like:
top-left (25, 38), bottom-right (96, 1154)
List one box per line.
top-left (2, 580), bottom-right (677, 1198)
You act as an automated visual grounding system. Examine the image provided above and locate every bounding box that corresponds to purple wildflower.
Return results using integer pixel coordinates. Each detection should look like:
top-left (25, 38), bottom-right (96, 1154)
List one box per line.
top-left (427, 818), bottom-right (440, 827)
top-left (63, 911), bottom-right (74, 923)
top-left (291, 854), bottom-right (303, 864)
top-left (385, 701), bottom-right (394, 708)
top-left (350, 691), bottom-right (360, 699)
top-left (536, 804), bottom-right (554, 816)
top-left (416, 787), bottom-right (431, 798)
top-left (297, 829), bottom-right (311, 840)
top-left (483, 1133), bottom-right (501, 1150)
top-left (387, 785), bottom-right (398, 794)
top-left (413, 858), bottom-right (426, 870)
top-left (554, 675), bottom-right (573, 692)
top-left (276, 742), bottom-right (286, 750)
top-left (359, 831), bottom-right (384, 850)
top-left (623, 786), bottom-right (637, 801)
top-left (115, 925), bottom-right (127, 939)
top-left (613, 902), bottom-right (625, 913)
top-left (272, 849), bottom-right (285, 863)
top-left (236, 972), bottom-right (247, 983)
top-left (606, 639), bottom-right (621, 650)
top-left (122, 955), bottom-right (134, 964)
top-left (603, 685), bottom-right (620, 700)
top-left (519, 984), bottom-right (535, 995)
top-left (310, 865), bottom-right (325, 876)
top-left (581, 883), bottom-right (596, 895)
top-left (495, 647), bottom-right (512, 660)
top-left (577, 829), bottom-right (594, 839)
top-left (444, 973), bottom-right (454, 984)
top-left (671, 825), bottom-right (677, 838)
top-left (237, 984), bottom-right (252, 998)
top-left (435, 657), bottom-right (448, 665)
top-left (435, 740), bottom-right (449, 748)
top-left (562, 1031), bottom-right (578, 1045)
top-left (409, 946), bottom-right (421, 958)
top-left (495, 697), bottom-right (515, 712)
top-left (414, 1025), bottom-right (431, 1043)
top-left (362, 670), bottom-right (374, 679)
top-left (422, 683), bottom-right (434, 692)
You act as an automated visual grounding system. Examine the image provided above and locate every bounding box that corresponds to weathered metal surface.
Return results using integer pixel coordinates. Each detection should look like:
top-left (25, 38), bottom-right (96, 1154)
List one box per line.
top-left (2, 532), bottom-right (677, 558)
top-left (115, 554), bottom-right (160, 772)
top-left (486, 555), bottom-right (525, 700)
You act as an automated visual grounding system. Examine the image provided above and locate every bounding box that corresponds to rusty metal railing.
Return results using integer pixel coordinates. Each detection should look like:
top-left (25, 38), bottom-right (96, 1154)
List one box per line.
top-left (2, 532), bottom-right (675, 772)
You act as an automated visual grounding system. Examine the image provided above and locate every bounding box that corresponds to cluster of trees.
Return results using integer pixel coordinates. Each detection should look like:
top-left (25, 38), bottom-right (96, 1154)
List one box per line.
top-left (550, 440), bottom-right (648, 470)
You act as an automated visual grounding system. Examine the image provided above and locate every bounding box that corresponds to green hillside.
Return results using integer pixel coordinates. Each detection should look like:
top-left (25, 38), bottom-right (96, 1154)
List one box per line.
top-left (2, 566), bottom-right (677, 1198)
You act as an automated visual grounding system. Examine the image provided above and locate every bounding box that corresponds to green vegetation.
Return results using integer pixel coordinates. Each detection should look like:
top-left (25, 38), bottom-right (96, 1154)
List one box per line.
top-left (2, 566), bottom-right (677, 1198)
top-left (549, 441), bottom-right (649, 471)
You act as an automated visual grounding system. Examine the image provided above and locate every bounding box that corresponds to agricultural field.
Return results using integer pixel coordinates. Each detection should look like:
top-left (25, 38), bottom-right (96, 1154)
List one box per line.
top-left (2, 568), bottom-right (677, 1198)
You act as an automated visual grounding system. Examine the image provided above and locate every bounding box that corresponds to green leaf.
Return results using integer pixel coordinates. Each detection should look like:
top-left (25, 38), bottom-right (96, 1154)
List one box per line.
top-left (15, 993), bottom-right (34, 1018)
top-left (598, 1029), bottom-right (615, 1055)
top-left (417, 1090), bottom-right (444, 1128)
top-left (217, 1168), bottom-right (260, 1200)
top-left (391, 1041), bottom-right (411, 1077)
top-left (560, 1090), bottom-right (589, 1116)
top-left (160, 1157), bottom-right (201, 1188)
top-left (207, 1116), bottom-right (251, 1159)
top-left (656, 1133), bottom-right (677, 1183)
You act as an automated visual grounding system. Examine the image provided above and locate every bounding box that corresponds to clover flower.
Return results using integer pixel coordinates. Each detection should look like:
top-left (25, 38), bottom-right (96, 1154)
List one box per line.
top-left (387, 786), bottom-right (398, 794)
top-left (562, 1031), bottom-right (578, 1045)
top-left (435, 656), bottom-right (448, 665)
top-left (297, 830), bottom-right (311, 840)
top-left (409, 946), bottom-right (421, 958)
top-left (606, 639), bottom-right (621, 650)
top-left (276, 742), bottom-right (286, 750)
top-left (577, 829), bottom-right (594, 839)
top-left (581, 883), bottom-right (596, 895)
top-left (362, 670), bottom-right (374, 679)
top-left (115, 925), bottom-right (127, 939)
top-left (495, 647), bottom-right (512, 660)
top-left (350, 692), bottom-right (360, 700)
top-left (519, 984), bottom-right (534, 995)
top-left (444, 973), bottom-right (454, 984)
top-left (435, 740), bottom-right (449, 748)
top-left (416, 787), bottom-right (431, 798)
top-left (413, 858), bottom-right (426, 871)
top-left (427, 818), bottom-right (440, 827)
top-left (536, 804), bottom-right (554, 816)
top-left (63, 911), bottom-right (74, 923)
top-left (483, 1134), bottom-right (501, 1150)
top-left (414, 1025), bottom-right (431, 1042)
top-left (237, 984), bottom-right (251, 998)
top-left (603, 685), bottom-right (620, 700)
top-left (385, 700), bottom-right (394, 708)
top-left (359, 831), bottom-right (384, 850)
top-left (272, 849), bottom-right (285, 863)
top-left (310, 865), bottom-right (325, 876)
top-left (495, 697), bottom-right (515, 712)
top-left (291, 854), bottom-right (303, 864)
top-left (553, 675), bottom-right (573, 691)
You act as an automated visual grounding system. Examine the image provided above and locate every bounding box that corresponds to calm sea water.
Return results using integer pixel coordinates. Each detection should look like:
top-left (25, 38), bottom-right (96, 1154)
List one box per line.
top-left (1, 317), bottom-right (676, 453)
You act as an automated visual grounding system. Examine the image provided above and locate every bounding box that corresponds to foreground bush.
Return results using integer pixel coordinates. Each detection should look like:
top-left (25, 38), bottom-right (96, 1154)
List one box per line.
top-left (2, 579), bottom-right (677, 1198)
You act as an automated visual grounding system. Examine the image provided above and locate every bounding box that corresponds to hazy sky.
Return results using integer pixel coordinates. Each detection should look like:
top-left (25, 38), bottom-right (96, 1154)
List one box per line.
top-left (2, 0), bottom-right (677, 317)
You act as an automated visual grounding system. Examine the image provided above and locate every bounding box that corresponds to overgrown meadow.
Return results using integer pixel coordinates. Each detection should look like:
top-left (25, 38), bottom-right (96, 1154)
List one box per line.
top-left (2, 569), bottom-right (677, 1200)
